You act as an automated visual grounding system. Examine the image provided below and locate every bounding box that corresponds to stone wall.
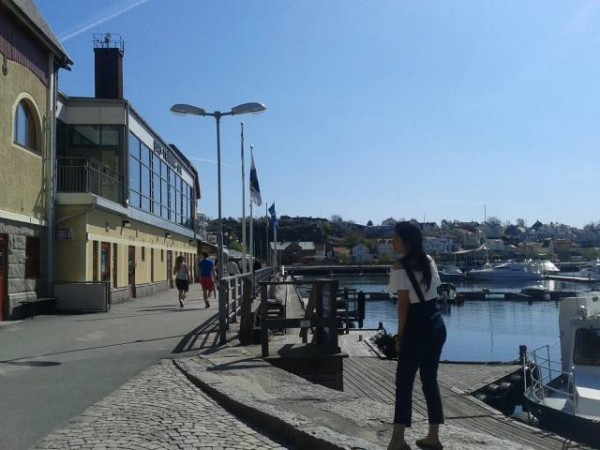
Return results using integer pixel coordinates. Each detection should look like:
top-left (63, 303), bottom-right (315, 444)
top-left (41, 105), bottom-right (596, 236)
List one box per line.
top-left (0, 218), bottom-right (48, 319)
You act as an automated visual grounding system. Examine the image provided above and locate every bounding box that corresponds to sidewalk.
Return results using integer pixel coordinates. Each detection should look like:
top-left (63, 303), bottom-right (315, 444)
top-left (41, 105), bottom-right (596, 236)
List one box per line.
top-left (31, 360), bottom-right (287, 450)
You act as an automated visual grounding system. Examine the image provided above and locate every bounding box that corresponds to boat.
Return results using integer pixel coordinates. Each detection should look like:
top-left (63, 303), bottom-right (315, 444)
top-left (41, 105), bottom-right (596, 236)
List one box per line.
top-left (467, 261), bottom-right (542, 282)
top-left (520, 284), bottom-right (551, 300)
top-left (523, 292), bottom-right (600, 448)
top-left (439, 265), bottom-right (464, 282)
top-left (530, 259), bottom-right (560, 275)
top-left (573, 260), bottom-right (600, 280)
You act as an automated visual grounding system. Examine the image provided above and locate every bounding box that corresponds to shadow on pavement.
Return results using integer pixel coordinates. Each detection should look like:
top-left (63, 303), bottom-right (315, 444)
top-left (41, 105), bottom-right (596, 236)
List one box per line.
top-left (172, 314), bottom-right (221, 354)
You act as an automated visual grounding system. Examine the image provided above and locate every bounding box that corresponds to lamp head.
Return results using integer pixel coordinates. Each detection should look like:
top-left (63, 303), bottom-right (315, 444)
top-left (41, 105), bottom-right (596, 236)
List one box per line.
top-left (231, 102), bottom-right (267, 115)
top-left (170, 103), bottom-right (206, 116)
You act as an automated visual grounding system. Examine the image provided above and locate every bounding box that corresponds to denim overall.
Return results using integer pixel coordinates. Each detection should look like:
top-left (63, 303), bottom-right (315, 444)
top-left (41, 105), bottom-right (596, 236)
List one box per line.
top-left (394, 266), bottom-right (447, 426)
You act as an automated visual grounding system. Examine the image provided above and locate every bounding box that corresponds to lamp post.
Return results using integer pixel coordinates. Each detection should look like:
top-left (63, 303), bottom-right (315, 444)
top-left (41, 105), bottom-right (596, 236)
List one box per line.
top-left (170, 102), bottom-right (266, 344)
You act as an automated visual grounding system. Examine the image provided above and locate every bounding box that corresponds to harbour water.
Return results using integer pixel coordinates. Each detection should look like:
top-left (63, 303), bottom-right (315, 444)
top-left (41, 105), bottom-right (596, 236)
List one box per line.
top-left (332, 275), bottom-right (591, 363)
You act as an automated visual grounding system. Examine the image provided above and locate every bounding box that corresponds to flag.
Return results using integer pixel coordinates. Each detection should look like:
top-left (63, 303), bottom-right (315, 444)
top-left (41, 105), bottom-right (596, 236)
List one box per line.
top-left (269, 203), bottom-right (278, 228)
top-left (249, 152), bottom-right (262, 206)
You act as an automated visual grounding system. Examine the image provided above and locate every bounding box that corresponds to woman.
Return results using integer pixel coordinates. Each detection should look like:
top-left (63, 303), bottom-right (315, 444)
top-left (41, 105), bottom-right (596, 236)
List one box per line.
top-left (388, 222), bottom-right (447, 450)
top-left (174, 255), bottom-right (190, 308)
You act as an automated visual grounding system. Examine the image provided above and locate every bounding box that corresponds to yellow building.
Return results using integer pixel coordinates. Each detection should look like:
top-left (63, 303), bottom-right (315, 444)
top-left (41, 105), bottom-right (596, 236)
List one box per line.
top-left (55, 35), bottom-right (200, 303)
top-left (0, 0), bottom-right (71, 319)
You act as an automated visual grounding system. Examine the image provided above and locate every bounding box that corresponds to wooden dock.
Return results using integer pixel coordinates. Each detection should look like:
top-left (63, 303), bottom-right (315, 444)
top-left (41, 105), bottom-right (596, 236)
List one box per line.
top-left (343, 356), bottom-right (593, 449)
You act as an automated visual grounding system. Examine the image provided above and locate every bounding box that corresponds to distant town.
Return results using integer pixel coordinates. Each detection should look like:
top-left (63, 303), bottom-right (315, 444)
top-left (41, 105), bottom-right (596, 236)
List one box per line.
top-left (204, 215), bottom-right (600, 266)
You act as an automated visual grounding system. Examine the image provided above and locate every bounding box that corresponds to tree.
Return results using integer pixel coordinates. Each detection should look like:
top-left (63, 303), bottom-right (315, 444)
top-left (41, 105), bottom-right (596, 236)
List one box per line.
top-left (367, 220), bottom-right (373, 227)
top-left (516, 218), bottom-right (525, 227)
top-left (331, 214), bottom-right (343, 222)
top-left (487, 216), bottom-right (502, 226)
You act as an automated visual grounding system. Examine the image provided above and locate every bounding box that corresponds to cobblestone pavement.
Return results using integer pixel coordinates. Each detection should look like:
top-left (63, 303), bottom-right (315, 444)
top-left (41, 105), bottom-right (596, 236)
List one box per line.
top-left (31, 360), bottom-right (288, 450)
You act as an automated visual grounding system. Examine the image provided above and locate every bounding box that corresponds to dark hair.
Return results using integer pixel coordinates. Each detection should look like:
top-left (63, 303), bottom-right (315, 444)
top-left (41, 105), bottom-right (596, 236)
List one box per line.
top-left (202, 252), bottom-right (209, 258)
top-left (394, 221), bottom-right (432, 290)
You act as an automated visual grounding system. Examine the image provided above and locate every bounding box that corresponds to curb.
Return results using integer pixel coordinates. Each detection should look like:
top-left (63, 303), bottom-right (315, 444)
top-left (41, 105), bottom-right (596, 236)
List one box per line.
top-left (172, 359), bottom-right (354, 450)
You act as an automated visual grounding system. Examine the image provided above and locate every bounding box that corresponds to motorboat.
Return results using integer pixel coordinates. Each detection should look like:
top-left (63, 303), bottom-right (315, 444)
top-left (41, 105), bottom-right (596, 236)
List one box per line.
top-left (573, 260), bottom-right (600, 280)
top-left (520, 284), bottom-right (551, 300)
top-left (467, 261), bottom-right (542, 282)
top-left (530, 259), bottom-right (560, 275)
top-left (523, 292), bottom-right (600, 448)
top-left (439, 265), bottom-right (464, 282)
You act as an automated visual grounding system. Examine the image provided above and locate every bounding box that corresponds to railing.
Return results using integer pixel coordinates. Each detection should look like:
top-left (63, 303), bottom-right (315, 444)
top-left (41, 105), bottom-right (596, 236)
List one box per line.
top-left (259, 279), bottom-right (340, 357)
top-left (219, 267), bottom-right (272, 329)
top-left (57, 157), bottom-right (123, 204)
top-left (527, 345), bottom-right (576, 412)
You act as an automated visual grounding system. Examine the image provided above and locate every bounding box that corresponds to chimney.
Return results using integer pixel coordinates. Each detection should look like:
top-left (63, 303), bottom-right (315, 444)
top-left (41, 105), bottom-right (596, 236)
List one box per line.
top-left (93, 33), bottom-right (124, 99)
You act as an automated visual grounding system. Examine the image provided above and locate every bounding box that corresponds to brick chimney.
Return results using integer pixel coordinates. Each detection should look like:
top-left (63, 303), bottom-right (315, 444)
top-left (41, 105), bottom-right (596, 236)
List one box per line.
top-left (93, 33), bottom-right (124, 99)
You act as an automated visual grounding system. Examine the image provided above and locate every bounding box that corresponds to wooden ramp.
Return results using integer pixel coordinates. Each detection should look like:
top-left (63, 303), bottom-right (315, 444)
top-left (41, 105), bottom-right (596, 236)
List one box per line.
top-left (344, 357), bottom-right (592, 450)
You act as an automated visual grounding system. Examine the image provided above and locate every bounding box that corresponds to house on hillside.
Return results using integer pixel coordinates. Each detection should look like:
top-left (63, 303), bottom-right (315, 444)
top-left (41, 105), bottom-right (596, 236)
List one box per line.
top-left (270, 241), bottom-right (316, 264)
top-left (423, 237), bottom-right (454, 255)
top-left (352, 243), bottom-right (373, 263)
top-left (377, 239), bottom-right (394, 260)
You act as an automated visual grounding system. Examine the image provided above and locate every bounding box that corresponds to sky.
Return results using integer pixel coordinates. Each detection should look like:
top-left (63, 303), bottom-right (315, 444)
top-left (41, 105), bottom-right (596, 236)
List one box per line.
top-left (36, 0), bottom-right (600, 227)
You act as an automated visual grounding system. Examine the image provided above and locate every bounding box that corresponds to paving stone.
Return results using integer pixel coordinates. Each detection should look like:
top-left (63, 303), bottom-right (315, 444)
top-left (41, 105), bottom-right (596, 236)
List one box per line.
top-left (31, 360), bottom-right (288, 450)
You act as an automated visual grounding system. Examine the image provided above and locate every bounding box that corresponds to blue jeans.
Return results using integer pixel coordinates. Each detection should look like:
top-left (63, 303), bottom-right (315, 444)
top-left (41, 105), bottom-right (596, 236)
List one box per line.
top-left (394, 300), bottom-right (446, 426)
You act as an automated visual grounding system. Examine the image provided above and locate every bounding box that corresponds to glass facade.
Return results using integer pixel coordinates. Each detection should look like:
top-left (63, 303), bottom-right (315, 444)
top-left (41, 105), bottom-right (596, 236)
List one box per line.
top-left (128, 132), bottom-right (194, 228)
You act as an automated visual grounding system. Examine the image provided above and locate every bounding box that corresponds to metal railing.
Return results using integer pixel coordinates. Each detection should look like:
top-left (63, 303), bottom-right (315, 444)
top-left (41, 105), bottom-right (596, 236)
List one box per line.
top-left (57, 157), bottom-right (123, 204)
top-left (527, 345), bottom-right (576, 412)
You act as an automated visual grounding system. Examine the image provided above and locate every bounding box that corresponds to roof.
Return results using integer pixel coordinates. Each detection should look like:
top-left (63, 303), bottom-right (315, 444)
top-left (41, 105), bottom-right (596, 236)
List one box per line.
top-left (270, 242), bottom-right (315, 251)
top-left (4, 0), bottom-right (72, 67)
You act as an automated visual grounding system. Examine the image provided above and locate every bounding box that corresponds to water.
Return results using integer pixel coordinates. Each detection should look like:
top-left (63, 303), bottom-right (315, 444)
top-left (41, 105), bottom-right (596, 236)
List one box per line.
top-left (333, 274), bottom-right (575, 363)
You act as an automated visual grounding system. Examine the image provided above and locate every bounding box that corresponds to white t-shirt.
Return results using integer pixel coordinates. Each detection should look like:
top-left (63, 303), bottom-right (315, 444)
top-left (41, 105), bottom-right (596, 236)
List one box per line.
top-left (388, 257), bottom-right (441, 304)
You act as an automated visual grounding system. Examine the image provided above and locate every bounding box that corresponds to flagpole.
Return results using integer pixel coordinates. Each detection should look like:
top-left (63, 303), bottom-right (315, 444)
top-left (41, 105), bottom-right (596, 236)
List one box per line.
top-left (249, 145), bottom-right (255, 285)
top-left (241, 122), bottom-right (247, 273)
top-left (265, 204), bottom-right (270, 267)
top-left (273, 214), bottom-right (278, 275)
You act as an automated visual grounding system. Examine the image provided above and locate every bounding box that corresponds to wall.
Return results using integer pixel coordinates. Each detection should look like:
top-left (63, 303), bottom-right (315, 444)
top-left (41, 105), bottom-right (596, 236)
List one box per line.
top-left (0, 59), bottom-right (48, 222)
top-left (55, 207), bottom-right (197, 303)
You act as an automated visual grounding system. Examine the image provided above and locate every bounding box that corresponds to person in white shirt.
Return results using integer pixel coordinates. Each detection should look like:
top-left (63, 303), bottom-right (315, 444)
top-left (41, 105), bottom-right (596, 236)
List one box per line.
top-left (387, 222), bottom-right (446, 450)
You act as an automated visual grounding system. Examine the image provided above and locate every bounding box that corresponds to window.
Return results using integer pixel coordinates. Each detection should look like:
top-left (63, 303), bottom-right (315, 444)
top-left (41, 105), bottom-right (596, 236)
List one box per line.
top-left (161, 249), bottom-right (164, 262)
top-left (25, 237), bottom-right (40, 279)
top-left (14, 101), bottom-right (38, 152)
top-left (574, 328), bottom-right (600, 366)
top-left (93, 241), bottom-right (99, 281)
top-left (141, 246), bottom-right (145, 261)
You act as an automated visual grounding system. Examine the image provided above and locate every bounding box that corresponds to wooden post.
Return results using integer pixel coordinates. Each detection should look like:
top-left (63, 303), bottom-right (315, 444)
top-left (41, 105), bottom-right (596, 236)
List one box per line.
top-left (230, 277), bottom-right (238, 323)
top-left (261, 283), bottom-right (269, 357)
top-left (239, 277), bottom-right (253, 345)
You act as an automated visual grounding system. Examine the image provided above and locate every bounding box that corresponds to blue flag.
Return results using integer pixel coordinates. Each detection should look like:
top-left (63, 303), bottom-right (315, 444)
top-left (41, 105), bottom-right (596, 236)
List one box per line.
top-left (268, 203), bottom-right (277, 228)
top-left (249, 152), bottom-right (262, 206)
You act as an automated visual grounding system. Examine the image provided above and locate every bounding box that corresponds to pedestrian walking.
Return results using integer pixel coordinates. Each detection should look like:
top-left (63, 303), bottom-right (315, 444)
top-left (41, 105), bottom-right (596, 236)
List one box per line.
top-left (174, 255), bottom-right (191, 308)
top-left (387, 222), bottom-right (447, 450)
top-left (199, 252), bottom-right (216, 308)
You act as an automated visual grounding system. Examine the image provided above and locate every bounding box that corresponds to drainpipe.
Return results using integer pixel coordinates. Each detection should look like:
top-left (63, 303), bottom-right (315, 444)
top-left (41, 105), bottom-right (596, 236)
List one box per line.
top-left (47, 55), bottom-right (57, 296)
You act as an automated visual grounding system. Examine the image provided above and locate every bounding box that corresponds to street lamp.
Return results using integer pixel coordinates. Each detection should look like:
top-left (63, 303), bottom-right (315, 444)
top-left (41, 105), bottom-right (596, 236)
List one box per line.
top-left (170, 101), bottom-right (266, 344)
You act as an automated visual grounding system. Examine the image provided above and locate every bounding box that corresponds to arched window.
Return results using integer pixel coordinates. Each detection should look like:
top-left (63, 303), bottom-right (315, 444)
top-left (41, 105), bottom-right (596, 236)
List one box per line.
top-left (14, 100), bottom-right (39, 152)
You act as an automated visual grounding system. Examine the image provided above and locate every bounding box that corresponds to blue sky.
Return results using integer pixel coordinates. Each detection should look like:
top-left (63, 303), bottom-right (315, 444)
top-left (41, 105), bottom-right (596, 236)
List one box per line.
top-left (37, 0), bottom-right (600, 227)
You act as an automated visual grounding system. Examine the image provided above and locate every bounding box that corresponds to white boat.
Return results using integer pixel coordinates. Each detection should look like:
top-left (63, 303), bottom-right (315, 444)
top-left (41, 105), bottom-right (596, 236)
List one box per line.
top-left (439, 265), bottom-right (464, 282)
top-left (530, 259), bottom-right (560, 275)
top-left (521, 284), bottom-right (551, 300)
top-left (573, 260), bottom-right (600, 280)
top-left (523, 292), bottom-right (600, 448)
top-left (467, 261), bottom-right (542, 282)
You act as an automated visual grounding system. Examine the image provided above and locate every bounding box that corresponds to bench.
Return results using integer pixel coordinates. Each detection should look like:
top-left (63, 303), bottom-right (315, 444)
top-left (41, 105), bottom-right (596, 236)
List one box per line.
top-left (19, 297), bottom-right (56, 319)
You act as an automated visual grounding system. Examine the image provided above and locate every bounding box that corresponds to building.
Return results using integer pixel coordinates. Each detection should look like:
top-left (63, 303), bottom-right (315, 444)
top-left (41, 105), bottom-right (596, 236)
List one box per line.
top-left (0, 0), bottom-right (71, 319)
top-left (423, 237), bottom-right (454, 255)
top-left (376, 239), bottom-right (394, 260)
top-left (351, 243), bottom-right (373, 263)
top-left (270, 241), bottom-right (315, 264)
top-left (54, 35), bottom-right (200, 303)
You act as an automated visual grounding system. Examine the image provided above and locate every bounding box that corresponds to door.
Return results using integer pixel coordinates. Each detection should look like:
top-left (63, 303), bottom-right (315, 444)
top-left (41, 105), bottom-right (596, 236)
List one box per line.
top-left (0, 235), bottom-right (6, 320)
top-left (166, 250), bottom-right (173, 288)
top-left (101, 243), bottom-right (110, 283)
top-left (128, 245), bottom-right (136, 298)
